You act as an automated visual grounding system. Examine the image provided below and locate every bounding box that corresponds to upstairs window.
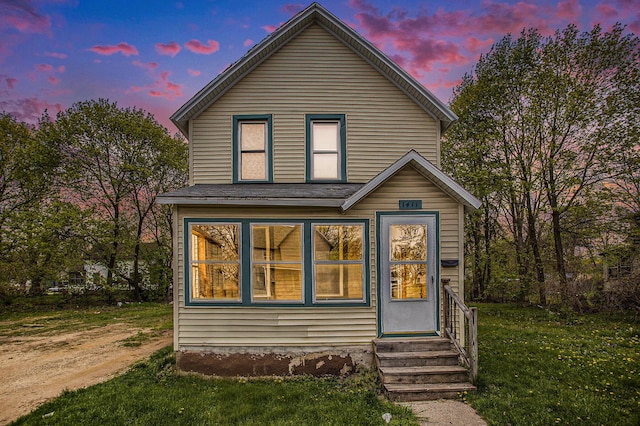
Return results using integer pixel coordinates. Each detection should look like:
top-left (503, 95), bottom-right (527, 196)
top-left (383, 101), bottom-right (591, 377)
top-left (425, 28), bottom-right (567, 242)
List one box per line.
top-left (306, 114), bottom-right (346, 181)
top-left (233, 115), bottom-right (272, 182)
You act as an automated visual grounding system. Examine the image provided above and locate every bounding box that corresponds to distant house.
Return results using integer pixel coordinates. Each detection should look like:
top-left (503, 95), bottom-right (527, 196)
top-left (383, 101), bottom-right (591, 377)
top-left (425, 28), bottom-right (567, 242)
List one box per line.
top-left (158, 2), bottom-right (480, 399)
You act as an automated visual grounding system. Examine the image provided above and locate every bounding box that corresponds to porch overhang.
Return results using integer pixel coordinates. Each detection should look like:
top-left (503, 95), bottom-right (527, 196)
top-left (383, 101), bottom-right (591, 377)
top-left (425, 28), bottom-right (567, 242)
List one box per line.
top-left (156, 183), bottom-right (364, 207)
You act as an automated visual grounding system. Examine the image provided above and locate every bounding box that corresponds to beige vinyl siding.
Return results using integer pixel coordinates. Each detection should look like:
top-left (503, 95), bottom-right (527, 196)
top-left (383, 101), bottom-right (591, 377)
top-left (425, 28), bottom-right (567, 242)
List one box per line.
top-left (191, 24), bottom-right (438, 184)
top-left (175, 166), bottom-right (462, 349)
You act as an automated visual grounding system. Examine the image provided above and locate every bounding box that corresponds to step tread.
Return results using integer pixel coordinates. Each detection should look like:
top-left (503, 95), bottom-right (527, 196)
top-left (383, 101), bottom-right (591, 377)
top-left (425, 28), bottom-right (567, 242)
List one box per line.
top-left (380, 365), bottom-right (468, 374)
top-left (385, 382), bottom-right (477, 393)
top-left (376, 350), bottom-right (458, 359)
top-left (373, 337), bottom-right (451, 344)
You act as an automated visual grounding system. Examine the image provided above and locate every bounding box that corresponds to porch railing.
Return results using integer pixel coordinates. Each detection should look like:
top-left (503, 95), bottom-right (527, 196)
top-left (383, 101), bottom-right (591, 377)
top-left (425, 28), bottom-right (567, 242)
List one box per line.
top-left (442, 281), bottom-right (478, 383)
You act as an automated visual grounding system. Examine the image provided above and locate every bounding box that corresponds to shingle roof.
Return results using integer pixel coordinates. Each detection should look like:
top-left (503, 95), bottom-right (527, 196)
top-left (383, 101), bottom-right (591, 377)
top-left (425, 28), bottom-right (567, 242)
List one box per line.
top-left (156, 183), bottom-right (365, 207)
top-left (170, 2), bottom-right (457, 137)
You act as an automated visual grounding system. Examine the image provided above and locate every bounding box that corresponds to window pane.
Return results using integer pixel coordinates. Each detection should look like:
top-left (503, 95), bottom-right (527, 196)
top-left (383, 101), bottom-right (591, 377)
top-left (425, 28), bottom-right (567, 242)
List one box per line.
top-left (252, 225), bottom-right (302, 261)
top-left (390, 224), bottom-right (426, 261)
top-left (241, 152), bottom-right (266, 180)
top-left (391, 264), bottom-right (427, 300)
top-left (240, 122), bottom-right (265, 150)
top-left (313, 153), bottom-right (338, 179)
top-left (314, 225), bottom-right (363, 261)
top-left (192, 263), bottom-right (240, 300)
top-left (191, 224), bottom-right (239, 261)
top-left (312, 122), bottom-right (339, 150)
top-left (315, 264), bottom-right (363, 300)
top-left (252, 264), bottom-right (302, 301)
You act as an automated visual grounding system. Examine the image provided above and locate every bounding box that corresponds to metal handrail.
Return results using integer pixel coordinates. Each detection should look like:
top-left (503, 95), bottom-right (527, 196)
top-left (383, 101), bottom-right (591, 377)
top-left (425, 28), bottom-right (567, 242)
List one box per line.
top-left (442, 282), bottom-right (478, 383)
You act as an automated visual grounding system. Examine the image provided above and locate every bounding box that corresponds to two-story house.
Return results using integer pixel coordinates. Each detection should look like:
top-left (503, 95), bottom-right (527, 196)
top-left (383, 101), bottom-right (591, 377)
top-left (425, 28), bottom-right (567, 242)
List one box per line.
top-left (158, 2), bottom-right (481, 400)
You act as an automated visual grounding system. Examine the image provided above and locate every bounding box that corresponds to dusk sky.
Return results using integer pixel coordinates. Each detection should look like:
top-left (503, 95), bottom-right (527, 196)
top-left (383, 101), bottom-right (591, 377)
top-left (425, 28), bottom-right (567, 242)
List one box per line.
top-left (2, 0), bottom-right (639, 134)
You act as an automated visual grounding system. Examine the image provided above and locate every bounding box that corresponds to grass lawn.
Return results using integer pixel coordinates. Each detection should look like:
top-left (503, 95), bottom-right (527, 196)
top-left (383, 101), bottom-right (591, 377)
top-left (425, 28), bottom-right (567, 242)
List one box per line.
top-left (11, 347), bottom-right (416, 425)
top-left (467, 303), bottom-right (640, 425)
top-left (0, 302), bottom-right (173, 338)
top-left (7, 302), bottom-right (639, 425)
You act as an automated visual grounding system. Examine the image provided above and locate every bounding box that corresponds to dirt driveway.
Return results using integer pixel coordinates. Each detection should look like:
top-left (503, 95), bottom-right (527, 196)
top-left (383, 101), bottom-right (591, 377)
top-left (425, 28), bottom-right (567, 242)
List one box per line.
top-left (0, 323), bottom-right (172, 425)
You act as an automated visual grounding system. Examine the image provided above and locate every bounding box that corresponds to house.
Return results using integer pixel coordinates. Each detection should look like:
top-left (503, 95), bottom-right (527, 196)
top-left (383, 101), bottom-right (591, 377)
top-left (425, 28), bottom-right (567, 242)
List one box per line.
top-left (158, 2), bottom-right (481, 398)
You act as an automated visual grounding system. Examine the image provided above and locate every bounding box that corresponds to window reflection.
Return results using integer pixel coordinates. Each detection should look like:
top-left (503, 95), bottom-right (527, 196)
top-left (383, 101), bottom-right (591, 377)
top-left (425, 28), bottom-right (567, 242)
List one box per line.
top-left (252, 225), bottom-right (303, 301)
top-left (389, 224), bottom-right (428, 300)
top-left (191, 224), bottom-right (240, 301)
top-left (314, 224), bottom-right (364, 301)
top-left (390, 224), bottom-right (426, 261)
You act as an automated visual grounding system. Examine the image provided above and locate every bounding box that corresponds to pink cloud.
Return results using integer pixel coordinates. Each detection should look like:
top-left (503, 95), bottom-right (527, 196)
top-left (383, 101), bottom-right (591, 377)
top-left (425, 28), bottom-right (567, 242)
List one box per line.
top-left (349, 0), bottom-right (600, 84)
top-left (281, 4), bottom-right (304, 16)
top-left (184, 39), bottom-right (219, 54)
top-left (45, 52), bottom-right (68, 59)
top-left (556, 0), bottom-right (582, 20)
top-left (0, 97), bottom-right (63, 123)
top-left (6, 77), bottom-right (17, 89)
top-left (262, 25), bottom-right (278, 33)
top-left (616, 0), bottom-right (640, 33)
top-left (349, 0), bottom-right (379, 15)
top-left (57, 65), bottom-right (65, 73)
top-left (89, 42), bottom-right (139, 56)
top-left (243, 38), bottom-right (254, 47)
top-left (463, 37), bottom-right (494, 54)
top-left (35, 63), bottom-right (54, 72)
top-left (133, 60), bottom-right (159, 71)
top-left (155, 41), bottom-right (181, 57)
top-left (473, 2), bottom-right (548, 35)
top-left (0, 0), bottom-right (51, 34)
top-left (400, 38), bottom-right (466, 72)
top-left (128, 70), bottom-right (184, 100)
top-left (187, 69), bottom-right (201, 76)
top-left (595, 3), bottom-right (619, 19)
top-left (48, 75), bottom-right (59, 85)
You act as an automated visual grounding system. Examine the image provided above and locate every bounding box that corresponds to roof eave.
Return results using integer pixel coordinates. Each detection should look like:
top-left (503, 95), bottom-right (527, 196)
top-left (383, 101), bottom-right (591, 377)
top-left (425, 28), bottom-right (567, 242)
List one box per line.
top-left (156, 196), bottom-right (345, 207)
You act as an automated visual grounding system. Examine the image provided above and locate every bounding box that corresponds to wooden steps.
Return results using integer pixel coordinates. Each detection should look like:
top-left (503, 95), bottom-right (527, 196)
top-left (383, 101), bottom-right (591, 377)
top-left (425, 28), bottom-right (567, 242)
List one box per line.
top-left (374, 337), bottom-right (476, 401)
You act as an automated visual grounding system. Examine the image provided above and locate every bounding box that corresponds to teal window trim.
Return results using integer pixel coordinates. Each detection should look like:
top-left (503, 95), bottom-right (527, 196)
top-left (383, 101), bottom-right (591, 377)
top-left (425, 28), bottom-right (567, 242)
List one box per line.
top-left (233, 114), bottom-right (273, 183)
top-left (184, 218), bottom-right (370, 307)
top-left (186, 219), bottom-right (244, 306)
top-left (305, 114), bottom-right (346, 182)
top-left (311, 222), bottom-right (368, 304)
top-left (375, 211), bottom-right (440, 337)
top-left (249, 222), bottom-right (305, 304)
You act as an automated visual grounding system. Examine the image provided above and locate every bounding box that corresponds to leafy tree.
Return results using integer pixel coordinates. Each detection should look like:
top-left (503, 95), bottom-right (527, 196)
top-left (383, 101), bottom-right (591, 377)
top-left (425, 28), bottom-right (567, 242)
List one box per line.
top-left (50, 99), bottom-right (187, 300)
top-left (446, 23), bottom-right (640, 307)
top-left (0, 113), bottom-right (66, 293)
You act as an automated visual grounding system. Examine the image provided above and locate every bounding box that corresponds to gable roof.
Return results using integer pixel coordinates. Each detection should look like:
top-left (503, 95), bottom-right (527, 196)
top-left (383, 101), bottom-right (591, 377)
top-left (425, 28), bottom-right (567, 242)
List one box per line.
top-left (171, 2), bottom-right (457, 137)
top-left (340, 150), bottom-right (482, 213)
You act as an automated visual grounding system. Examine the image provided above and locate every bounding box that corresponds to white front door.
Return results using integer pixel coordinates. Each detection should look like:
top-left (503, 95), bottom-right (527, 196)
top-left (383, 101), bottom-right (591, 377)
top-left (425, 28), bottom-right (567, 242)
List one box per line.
top-left (379, 214), bottom-right (438, 335)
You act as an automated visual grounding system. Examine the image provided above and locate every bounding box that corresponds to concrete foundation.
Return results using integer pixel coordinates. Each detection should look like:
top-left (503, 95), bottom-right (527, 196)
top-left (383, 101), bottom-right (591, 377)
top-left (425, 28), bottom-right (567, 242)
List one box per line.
top-left (176, 346), bottom-right (373, 376)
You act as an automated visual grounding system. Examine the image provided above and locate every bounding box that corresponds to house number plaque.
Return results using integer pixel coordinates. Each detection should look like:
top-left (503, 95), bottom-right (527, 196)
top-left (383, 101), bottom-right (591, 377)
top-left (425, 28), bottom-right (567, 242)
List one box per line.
top-left (399, 200), bottom-right (422, 210)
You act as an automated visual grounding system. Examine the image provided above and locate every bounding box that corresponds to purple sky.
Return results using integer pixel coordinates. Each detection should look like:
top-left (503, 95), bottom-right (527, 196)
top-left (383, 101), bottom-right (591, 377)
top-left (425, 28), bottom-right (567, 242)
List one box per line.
top-left (1, 0), bottom-right (638, 134)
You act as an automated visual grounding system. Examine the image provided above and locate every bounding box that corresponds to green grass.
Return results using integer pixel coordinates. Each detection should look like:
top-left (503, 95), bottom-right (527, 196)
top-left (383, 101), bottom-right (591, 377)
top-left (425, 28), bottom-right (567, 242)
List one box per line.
top-left (0, 303), bottom-right (172, 338)
top-left (467, 303), bottom-right (640, 425)
top-left (11, 347), bottom-right (417, 426)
